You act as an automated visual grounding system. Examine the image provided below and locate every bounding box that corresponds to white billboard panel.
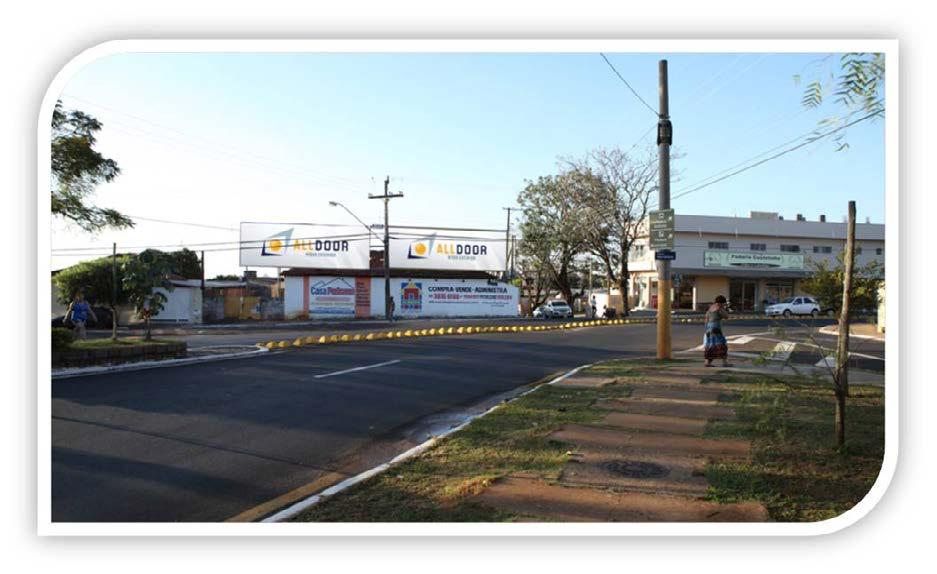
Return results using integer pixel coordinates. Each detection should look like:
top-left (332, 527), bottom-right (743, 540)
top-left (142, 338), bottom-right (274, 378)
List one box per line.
top-left (388, 228), bottom-right (506, 271)
top-left (239, 222), bottom-right (371, 269)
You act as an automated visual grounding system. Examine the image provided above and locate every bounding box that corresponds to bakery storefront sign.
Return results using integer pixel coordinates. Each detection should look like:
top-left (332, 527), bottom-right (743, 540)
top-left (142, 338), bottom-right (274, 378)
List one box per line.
top-left (703, 251), bottom-right (804, 270)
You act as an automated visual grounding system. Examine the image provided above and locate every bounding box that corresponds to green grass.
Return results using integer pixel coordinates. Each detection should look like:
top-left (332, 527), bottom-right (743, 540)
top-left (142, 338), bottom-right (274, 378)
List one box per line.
top-left (293, 377), bottom-right (634, 522)
top-left (704, 377), bottom-right (885, 522)
top-left (69, 337), bottom-right (180, 349)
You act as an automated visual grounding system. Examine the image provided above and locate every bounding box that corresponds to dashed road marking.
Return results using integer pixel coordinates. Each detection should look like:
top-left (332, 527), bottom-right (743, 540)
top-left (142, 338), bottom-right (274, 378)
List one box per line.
top-left (313, 359), bottom-right (402, 379)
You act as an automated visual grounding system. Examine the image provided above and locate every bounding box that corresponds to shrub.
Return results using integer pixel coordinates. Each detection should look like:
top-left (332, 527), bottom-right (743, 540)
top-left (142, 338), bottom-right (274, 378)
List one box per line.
top-left (52, 327), bottom-right (75, 352)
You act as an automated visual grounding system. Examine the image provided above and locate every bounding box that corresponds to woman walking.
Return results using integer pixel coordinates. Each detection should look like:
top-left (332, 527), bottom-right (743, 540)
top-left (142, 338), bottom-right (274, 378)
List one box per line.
top-left (704, 295), bottom-right (732, 367)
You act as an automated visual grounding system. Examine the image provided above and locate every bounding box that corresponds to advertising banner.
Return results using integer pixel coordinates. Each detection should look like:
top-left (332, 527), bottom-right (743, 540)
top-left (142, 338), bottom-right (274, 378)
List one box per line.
top-left (388, 228), bottom-right (506, 271)
top-left (354, 277), bottom-right (371, 318)
top-left (239, 222), bottom-right (371, 269)
top-left (396, 279), bottom-right (518, 315)
top-left (703, 251), bottom-right (804, 270)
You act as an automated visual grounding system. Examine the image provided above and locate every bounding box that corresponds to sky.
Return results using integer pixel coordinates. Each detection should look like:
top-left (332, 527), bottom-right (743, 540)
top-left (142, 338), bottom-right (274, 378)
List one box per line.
top-left (51, 51), bottom-right (886, 278)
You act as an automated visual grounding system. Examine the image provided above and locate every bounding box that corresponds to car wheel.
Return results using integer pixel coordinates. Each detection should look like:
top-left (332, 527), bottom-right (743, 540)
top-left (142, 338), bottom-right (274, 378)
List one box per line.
top-left (783, 309), bottom-right (792, 318)
top-left (811, 309), bottom-right (819, 318)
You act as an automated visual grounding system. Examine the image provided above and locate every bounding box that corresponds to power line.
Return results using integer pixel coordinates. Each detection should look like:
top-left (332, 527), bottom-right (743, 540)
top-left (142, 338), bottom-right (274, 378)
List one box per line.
top-left (664, 111), bottom-right (880, 205)
top-left (599, 53), bottom-right (659, 117)
top-left (124, 215), bottom-right (239, 232)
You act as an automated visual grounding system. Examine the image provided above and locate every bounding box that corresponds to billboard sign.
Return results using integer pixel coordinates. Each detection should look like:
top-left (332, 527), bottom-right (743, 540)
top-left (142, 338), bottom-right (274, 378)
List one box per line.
top-left (239, 222), bottom-right (371, 269)
top-left (703, 251), bottom-right (804, 270)
top-left (388, 228), bottom-right (506, 271)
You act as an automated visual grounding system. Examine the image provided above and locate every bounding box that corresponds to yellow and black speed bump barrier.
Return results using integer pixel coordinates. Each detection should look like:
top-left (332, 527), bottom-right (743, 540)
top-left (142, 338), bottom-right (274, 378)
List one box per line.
top-left (258, 313), bottom-right (773, 350)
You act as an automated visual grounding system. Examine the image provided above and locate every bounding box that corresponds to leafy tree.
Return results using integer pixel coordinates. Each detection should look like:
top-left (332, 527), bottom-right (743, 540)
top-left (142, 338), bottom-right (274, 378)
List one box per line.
top-left (53, 254), bottom-right (132, 339)
top-left (517, 174), bottom-right (589, 306)
top-left (801, 252), bottom-right (883, 316)
top-left (121, 249), bottom-right (174, 340)
top-left (563, 148), bottom-right (657, 315)
top-left (796, 53), bottom-right (885, 150)
top-left (165, 248), bottom-right (202, 279)
top-left (51, 101), bottom-right (132, 231)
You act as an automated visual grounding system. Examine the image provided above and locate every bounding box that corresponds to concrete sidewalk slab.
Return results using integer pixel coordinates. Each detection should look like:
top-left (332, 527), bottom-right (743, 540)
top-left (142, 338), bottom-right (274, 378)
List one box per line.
top-left (550, 425), bottom-right (751, 457)
top-left (598, 397), bottom-right (735, 419)
top-left (600, 412), bottom-right (708, 436)
top-left (560, 451), bottom-right (710, 497)
top-left (476, 476), bottom-right (767, 522)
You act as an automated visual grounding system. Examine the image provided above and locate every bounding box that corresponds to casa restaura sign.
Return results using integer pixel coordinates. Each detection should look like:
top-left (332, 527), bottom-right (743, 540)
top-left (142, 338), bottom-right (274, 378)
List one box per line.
top-left (703, 251), bottom-right (804, 270)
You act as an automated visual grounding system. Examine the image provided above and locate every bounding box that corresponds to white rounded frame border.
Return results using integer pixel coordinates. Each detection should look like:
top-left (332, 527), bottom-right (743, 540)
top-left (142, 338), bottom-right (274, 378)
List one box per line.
top-left (37, 38), bottom-right (900, 537)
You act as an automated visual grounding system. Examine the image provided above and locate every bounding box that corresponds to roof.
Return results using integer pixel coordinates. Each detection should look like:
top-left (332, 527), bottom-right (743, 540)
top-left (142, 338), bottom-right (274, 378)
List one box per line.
top-left (672, 214), bottom-right (885, 241)
top-left (282, 267), bottom-right (497, 280)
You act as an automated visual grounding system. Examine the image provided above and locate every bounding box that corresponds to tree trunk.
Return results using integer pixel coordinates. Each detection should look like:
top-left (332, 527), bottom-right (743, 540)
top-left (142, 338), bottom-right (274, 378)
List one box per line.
top-left (110, 304), bottom-right (118, 341)
top-left (837, 201), bottom-right (857, 399)
top-left (835, 388), bottom-right (846, 448)
top-left (619, 259), bottom-right (631, 316)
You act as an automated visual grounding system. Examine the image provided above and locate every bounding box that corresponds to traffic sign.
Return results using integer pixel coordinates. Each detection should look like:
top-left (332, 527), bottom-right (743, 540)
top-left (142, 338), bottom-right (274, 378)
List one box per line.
top-left (649, 209), bottom-right (675, 250)
top-left (655, 249), bottom-right (676, 261)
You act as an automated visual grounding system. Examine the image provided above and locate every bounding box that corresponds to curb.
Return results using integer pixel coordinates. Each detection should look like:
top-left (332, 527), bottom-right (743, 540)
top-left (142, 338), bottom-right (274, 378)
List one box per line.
top-left (51, 346), bottom-right (270, 380)
top-left (255, 314), bottom-right (772, 351)
top-left (260, 359), bottom-right (606, 523)
top-left (818, 325), bottom-right (885, 341)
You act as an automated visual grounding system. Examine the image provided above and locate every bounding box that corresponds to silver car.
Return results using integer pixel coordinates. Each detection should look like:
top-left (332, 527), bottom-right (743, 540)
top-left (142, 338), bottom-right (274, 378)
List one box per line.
top-left (534, 300), bottom-right (574, 319)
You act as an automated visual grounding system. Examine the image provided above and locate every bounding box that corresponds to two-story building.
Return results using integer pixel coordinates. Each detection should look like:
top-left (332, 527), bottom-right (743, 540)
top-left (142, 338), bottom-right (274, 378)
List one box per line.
top-left (628, 211), bottom-right (885, 312)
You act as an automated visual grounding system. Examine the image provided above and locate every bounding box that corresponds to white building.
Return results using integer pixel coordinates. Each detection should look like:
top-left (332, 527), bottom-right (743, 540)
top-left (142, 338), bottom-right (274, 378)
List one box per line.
top-left (628, 211), bottom-right (885, 312)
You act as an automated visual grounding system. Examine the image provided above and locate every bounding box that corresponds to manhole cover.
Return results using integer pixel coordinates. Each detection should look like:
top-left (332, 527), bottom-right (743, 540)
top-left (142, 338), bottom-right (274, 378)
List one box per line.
top-left (600, 460), bottom-right (670, 479)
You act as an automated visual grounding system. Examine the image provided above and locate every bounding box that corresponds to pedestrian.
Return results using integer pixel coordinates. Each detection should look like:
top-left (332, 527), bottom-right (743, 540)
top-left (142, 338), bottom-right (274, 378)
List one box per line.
top-left (703, 295), bottom-right (732, 367)
top-left (590, 296), bottom-right (597, 319)
top-left (65, 290), bottom-right (97, 340)
top-left (389, 296), bottom-right (396, 322)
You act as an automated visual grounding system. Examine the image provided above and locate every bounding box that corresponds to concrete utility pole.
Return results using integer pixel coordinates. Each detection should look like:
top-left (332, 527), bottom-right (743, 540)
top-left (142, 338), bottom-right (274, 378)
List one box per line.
top-left (656, 59), bottom-right (673, 360)
top-left (503, 207), bottom-right (513, 279)
top-left (369, 176), bottom-right (404, 321)
top-left (834, 200), bottom-right (857, 447)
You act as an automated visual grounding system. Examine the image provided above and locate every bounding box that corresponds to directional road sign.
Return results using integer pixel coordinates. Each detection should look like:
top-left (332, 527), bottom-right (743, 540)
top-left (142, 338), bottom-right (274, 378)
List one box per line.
top-left (649, 209), bottom-right (675, 250)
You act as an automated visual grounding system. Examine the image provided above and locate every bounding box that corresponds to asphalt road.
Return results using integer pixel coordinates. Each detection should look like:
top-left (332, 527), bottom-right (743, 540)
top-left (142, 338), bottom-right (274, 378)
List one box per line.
top-left (51, 318), bottom-right (877, 522)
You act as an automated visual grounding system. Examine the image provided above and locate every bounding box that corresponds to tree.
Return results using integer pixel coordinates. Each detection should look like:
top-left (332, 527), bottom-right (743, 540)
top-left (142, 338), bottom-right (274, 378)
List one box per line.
top-left (514, 250), bottom-right (551, 316)
top-left (796, 53), bottom-right (885, 151)
top-left (165, 248), bottom-right (202, 279)
top-left (51, 101), bottom-right (132, 231)
top-left (801, 252), bottom-right (882, 316)
top-left (563, 147), bottom-right (657, 315)
top-left (122, 249), bottom-right (174, 341)
top-left (53, 254), bottom-right (132, 339)
top-left (516, 174), bottom-right (588, 306)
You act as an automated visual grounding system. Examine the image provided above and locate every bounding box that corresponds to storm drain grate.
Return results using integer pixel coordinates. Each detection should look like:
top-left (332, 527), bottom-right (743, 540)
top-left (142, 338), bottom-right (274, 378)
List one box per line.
top-left (600, 460), bottom-right (670, 479)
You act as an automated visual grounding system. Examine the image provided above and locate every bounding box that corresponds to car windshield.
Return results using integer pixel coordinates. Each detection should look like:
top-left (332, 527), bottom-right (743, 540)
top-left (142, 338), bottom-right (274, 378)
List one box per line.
top-left (780, 297), bottom-right (796, 304)
top-left (551, 302), bottom-right (569, 308)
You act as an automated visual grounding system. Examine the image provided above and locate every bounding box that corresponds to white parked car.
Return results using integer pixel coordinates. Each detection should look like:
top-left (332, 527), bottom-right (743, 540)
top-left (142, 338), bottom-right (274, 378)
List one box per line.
top-left (533, 300), bottom-right (574, 319)
top-left (765, 296), bottom-right (822, 317)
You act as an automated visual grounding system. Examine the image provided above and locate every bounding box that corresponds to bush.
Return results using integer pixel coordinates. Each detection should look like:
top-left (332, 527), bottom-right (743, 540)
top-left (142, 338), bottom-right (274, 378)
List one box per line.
top-left (52, 327), bottom-right (75, 352)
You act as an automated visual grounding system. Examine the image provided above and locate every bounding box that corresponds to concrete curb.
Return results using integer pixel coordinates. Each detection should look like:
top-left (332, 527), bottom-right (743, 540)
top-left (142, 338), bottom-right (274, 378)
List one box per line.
top-left (260, 359), bottom-right (607, 523)
top-left (818, 325), bottom-right (885, 341)
top-left (52, 346), bottom-right (270, 380)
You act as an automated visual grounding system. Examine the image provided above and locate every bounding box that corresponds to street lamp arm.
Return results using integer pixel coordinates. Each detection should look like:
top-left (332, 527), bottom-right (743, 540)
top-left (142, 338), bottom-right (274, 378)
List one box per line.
top-left (329, 201), bottom-right (385, 245)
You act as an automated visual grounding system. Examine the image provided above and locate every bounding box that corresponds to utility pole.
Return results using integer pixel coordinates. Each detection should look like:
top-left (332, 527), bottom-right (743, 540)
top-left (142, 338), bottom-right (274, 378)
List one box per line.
top-left (656, 59), bottom-right (673, 360)
top-left (834, 200), bottom-right (857, 447)
top-left (502, 207), bottom-right (513, 279)
top-left (111, 242), bottom-right (117, 340)
top-left (511, 234), bottom-right (517, 279)
top-left (369, 176), bottom-right (404, 321)
top-left (200, 250), bottom-right (205, 324)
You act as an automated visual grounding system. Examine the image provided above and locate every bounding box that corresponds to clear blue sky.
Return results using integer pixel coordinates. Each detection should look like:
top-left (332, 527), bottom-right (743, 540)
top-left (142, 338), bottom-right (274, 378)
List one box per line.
top-left (53, 51), bottom-right (886, 277)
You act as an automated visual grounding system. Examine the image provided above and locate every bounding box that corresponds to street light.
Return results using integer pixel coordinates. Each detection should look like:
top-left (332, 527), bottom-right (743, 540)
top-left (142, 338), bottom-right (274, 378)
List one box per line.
top-left (328, 201), bottom-right (383, 244)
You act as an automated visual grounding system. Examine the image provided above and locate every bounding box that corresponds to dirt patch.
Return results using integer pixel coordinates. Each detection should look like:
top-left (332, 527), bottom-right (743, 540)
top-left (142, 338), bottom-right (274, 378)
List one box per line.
top-left (560, 451), bottom-right (709, 497)
top-left (628, 385), bottom-right (724, 402)
top-left (476, 476), bottom-right (767, 522)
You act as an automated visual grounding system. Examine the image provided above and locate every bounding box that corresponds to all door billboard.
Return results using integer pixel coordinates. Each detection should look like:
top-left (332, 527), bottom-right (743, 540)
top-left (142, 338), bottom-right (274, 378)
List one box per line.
top-left (388, 228), bottom-right (506, 271)
top-left (239, 222), bottom-right (371, 269)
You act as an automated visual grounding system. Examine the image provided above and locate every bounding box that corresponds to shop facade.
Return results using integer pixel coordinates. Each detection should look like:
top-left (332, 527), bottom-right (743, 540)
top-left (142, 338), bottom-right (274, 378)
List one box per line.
top-left (629, 212), bottom-right (885, 311)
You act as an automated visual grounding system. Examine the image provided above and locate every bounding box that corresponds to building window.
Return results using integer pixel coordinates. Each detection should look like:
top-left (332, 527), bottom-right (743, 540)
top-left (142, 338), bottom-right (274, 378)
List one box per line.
top-left (876, 247), bottom-right (883, 255)
top-left (750, 243), bottom-right (766, 251)
top-left (780, 244), bottom-right (800, 253)
top-left (708, 241), bottom-right (729, 249)
top-left (628, 245), bottom-right (646, 260)
top-left (812, 246), bottom-right (832, 254)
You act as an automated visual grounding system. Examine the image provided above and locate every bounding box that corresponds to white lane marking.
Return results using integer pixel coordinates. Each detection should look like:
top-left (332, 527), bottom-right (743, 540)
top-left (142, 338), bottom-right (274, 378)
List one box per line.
top-left (313, 359), bottom-right (402, 379)
top-left (770, 341), bottom-right (797, 361)
top-left (729, 335), bottom-right (756, 345)
top-left (816, 355), bottom-right (838, 368)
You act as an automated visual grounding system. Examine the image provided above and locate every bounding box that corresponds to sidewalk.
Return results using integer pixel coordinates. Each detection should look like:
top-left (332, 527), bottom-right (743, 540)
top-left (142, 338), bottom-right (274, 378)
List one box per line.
top-left (819, 322), bottom-right (885, 341)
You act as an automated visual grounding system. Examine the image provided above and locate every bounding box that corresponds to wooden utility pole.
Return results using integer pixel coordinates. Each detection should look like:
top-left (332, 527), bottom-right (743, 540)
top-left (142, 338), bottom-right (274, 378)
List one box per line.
top-left (111, 242), bottom-right (118, 340)
top-left (834, 200), bottom-right (857, 447)
top-left (656, 59), bottom-right (673, 360)
top-left (369, 177), bottom-right (404, 321)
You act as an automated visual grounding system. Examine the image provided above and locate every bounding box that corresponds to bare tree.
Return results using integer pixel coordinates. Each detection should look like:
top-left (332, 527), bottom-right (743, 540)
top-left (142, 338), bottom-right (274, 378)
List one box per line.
top-left (564, 147), bottom-right (657, 315)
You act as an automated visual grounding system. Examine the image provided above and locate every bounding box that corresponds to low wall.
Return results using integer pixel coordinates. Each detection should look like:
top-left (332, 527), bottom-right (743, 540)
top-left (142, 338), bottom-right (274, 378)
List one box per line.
top-left (53, 342), bottom-right (187, 368)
